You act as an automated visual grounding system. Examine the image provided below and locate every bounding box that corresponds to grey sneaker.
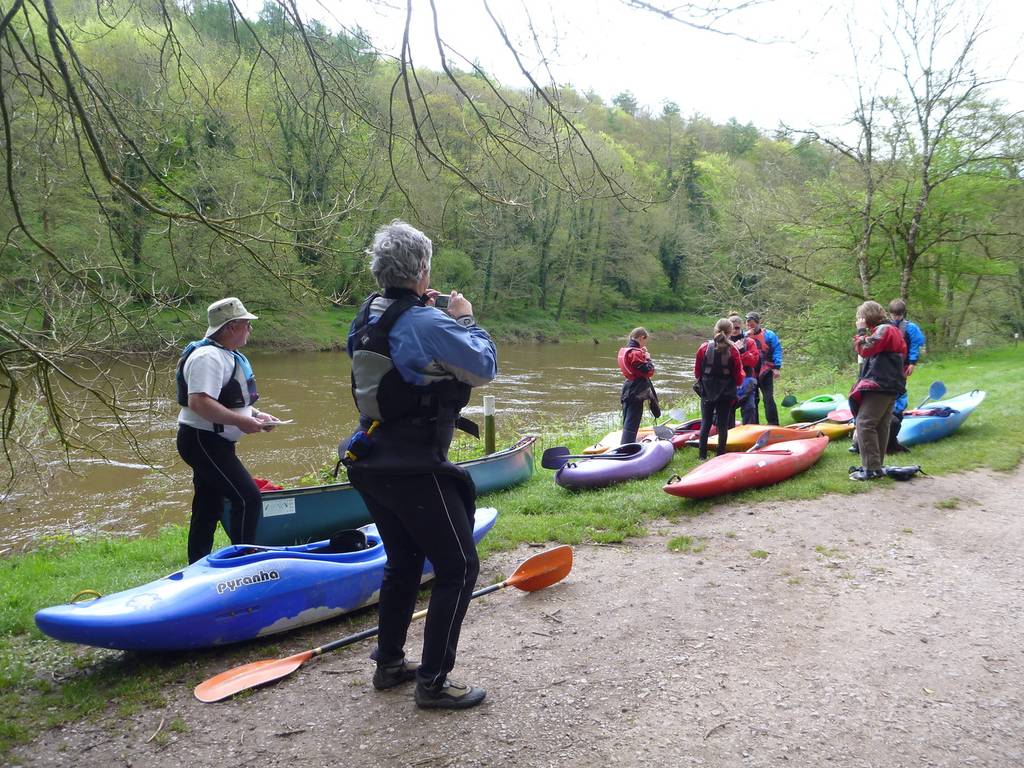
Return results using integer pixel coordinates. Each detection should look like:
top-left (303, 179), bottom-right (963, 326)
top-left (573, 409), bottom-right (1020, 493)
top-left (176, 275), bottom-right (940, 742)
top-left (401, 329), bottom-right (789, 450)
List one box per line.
top-left (849, 468), bottom-right (884, 481)
top-left (373, 659), bottom-right (419, 691)
top-left (415, 678), bottom-right (486, 710)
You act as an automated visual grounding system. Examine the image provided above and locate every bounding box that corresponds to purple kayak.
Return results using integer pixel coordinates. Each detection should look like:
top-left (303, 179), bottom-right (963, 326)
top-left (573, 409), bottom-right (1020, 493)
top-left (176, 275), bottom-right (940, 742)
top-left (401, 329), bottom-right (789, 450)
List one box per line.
top-left (554, 439), bottom-right (675, 490)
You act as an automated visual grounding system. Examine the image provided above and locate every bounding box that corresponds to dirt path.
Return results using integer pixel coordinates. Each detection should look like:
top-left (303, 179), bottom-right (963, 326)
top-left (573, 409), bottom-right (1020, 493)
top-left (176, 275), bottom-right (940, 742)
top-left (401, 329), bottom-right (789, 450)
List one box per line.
top-left (13, 466), bottom-right (1024, 768)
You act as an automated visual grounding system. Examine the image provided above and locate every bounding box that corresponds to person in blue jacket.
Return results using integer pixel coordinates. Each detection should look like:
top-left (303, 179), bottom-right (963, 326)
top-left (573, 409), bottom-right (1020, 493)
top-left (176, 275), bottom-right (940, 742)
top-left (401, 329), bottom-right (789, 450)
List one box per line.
top-left (887, 299), bottom-right (927, 452)
top-left (343, 220), bottom-right (497, 710)
top-left (744, 312), bottom-right (784, 425)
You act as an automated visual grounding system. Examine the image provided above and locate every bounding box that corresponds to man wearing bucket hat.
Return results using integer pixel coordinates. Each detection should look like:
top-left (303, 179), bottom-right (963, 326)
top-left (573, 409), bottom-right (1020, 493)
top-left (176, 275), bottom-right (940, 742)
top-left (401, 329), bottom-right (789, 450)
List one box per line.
top-left (175, 297), bottom-right (281, 563)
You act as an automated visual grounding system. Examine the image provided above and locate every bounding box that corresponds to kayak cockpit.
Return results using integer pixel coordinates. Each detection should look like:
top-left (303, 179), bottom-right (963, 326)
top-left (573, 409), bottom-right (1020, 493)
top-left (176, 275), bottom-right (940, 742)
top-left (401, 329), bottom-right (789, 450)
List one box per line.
top-left (204, 534), bottom-right (384, 568)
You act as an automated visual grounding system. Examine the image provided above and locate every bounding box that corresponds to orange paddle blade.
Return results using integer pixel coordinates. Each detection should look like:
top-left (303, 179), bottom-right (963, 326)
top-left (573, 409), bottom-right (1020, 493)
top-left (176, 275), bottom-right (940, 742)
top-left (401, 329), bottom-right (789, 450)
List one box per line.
top-left (194, 648), bottom-right (314, 703)
top-left (505, 545), bottom-right (573, 592)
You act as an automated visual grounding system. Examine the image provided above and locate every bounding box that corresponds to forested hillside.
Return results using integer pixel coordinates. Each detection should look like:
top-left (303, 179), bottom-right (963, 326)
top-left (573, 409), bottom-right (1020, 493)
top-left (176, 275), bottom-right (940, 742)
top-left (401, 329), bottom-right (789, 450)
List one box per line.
top-left (1, 0), bottom-right (1022, 454)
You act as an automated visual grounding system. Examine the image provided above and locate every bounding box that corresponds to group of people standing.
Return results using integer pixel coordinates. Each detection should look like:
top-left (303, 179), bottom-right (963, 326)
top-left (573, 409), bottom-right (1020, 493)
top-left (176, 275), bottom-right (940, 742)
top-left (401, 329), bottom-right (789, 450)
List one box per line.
top-left (618, 312), bottom-right (783, 460)
top-left (173, 224), bottom-right (928, 714)
top-left (618, 299), bottom-right (925, 476)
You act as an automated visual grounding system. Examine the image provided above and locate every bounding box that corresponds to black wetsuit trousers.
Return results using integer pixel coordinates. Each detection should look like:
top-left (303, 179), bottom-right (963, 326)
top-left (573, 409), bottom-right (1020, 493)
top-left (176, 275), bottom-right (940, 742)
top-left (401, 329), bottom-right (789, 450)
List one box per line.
top-left (348, 470), bottom-right (479, 689)
top-left (699, 396), bottom-right (733, 459)
top-left (176, 424), bottom-right (261, 564)
top-left (756, 373), bottom-right (779, 425)
top-left (621, 398), bottom-right (645, 445)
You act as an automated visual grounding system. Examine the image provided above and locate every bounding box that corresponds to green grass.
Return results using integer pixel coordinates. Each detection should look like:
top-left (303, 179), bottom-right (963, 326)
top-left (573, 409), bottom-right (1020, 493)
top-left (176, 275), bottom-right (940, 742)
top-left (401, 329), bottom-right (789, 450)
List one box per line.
top-left (667, 535), bottom-right (706, 553)
top-left (1, 342), bottom-right (1023, 758)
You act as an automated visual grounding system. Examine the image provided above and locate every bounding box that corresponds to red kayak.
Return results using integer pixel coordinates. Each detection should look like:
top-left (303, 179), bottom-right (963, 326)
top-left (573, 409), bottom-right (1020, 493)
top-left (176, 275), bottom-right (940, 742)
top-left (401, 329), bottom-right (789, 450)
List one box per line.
top-left (663, 436), bottom-right (829, 499)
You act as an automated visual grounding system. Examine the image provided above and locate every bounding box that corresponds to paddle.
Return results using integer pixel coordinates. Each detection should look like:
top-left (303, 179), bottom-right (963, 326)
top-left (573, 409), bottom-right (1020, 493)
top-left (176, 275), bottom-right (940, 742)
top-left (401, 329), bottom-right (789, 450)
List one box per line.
top-left (665, 409), bottom-right (703, 434)
top-left (651, 422), bottom-right (674, 440)
top-left (795, 406), bottom-right (854, 430)
top-left (542, 445), bottom-right (641, 469)
top-left (194, 545), bottom-right (574, 703)
top-left (916, 380), bottom-right (946, 409)
top-left (746, 429), bottom-right (777, 452)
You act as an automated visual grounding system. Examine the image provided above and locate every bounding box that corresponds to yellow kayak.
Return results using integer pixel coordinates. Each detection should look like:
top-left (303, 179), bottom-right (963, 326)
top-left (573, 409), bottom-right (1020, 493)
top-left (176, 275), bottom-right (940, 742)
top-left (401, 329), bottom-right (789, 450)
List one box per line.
top-left (790, 421), bottom-right (855, 440)
top-left (583, 427), bottom-right (655, 454)
top-left (583, 422), bottom-right (693, 454)
top-left (684, 424), bottom-right (823, 452)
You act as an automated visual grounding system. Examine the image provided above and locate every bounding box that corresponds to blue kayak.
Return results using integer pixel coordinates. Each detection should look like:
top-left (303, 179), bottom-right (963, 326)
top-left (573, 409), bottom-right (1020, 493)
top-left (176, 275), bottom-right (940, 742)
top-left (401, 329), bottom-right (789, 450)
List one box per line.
top-left (35, 508), bottom-right (498, 652)
top-left (898, 390), bottom-right (986, 447)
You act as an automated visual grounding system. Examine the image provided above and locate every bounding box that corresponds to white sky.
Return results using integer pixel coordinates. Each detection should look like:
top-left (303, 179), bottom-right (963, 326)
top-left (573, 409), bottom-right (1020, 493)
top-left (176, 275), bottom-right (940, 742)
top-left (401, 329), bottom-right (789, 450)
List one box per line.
top-left (298, 0), bottom-right (1024, 133)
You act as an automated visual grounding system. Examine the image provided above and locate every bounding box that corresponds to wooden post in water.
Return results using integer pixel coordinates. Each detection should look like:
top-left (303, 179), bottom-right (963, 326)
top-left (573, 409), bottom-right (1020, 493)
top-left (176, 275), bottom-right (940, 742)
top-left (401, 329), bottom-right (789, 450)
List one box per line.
top-left (483, 395), bottom-right (496, 455)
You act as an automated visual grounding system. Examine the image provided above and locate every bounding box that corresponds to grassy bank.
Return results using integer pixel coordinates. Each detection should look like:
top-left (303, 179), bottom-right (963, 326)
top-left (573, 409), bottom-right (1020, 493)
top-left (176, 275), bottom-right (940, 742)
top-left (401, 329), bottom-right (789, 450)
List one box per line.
top-left (2, 343), bottom-right (1022, 758)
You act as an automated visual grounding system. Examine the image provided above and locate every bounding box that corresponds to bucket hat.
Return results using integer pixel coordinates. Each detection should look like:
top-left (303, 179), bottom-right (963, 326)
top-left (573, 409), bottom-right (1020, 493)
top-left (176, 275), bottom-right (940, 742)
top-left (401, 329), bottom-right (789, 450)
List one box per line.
top-left (205, 297), bottom-right (258, 338)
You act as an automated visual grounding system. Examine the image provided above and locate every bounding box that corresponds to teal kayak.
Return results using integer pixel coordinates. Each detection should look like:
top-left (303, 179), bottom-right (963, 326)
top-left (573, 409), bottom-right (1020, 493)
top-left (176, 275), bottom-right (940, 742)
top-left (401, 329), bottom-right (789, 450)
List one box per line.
top-left (224, 436), bottom-right (535, 546)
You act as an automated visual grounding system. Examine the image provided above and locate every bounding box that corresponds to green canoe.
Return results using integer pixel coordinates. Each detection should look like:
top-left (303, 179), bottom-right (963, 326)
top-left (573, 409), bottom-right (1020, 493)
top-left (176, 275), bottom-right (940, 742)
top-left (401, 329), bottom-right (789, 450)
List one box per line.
top-left (224, 436), bottom-right (536, 545)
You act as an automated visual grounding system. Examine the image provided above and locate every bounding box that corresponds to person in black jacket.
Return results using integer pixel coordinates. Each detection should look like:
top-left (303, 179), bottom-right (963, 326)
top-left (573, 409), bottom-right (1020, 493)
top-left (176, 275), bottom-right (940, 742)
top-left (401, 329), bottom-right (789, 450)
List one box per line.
top-left (693, 319), bottom-right (745, 460)
top-left (849, 301), bottom-right (907, 480)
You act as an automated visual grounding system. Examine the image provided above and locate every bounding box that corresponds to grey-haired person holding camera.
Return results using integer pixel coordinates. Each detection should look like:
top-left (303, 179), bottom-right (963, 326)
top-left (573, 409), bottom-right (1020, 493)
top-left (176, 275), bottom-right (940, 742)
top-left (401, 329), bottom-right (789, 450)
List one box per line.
top-left (343, 220), bottom-right (497, 710)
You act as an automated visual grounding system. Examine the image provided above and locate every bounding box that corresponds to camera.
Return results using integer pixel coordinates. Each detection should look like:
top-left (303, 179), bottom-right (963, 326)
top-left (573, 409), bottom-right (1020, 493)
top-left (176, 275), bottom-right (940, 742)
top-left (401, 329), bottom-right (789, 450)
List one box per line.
top-left (434, 295), bottom-right (450, 309)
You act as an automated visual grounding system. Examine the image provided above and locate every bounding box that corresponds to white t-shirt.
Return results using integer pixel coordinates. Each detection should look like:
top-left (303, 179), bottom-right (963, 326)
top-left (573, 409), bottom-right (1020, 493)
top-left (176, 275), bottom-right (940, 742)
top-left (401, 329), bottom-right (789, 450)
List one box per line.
top-left (177, 345), bottom-right (251, 442)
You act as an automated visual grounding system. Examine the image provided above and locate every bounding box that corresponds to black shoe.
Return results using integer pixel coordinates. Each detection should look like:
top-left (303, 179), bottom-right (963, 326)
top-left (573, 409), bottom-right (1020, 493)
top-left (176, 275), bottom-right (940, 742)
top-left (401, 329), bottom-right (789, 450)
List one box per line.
top-left (415, 678), bottom-right (486, 710)
top-left (888, 443), bottom-right (910, 454)
top-left (848, 444), bottom-right (859, 454)
top-left (373, 659), bottom-right (419, 691)
top-left (849, 468), bottom-right (885, 481)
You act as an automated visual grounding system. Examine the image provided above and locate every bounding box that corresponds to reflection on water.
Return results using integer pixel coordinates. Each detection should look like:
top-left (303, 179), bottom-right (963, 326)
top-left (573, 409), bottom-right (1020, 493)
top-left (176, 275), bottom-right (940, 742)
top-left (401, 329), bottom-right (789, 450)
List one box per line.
top-left (0, 335), bottom-right (702, 550)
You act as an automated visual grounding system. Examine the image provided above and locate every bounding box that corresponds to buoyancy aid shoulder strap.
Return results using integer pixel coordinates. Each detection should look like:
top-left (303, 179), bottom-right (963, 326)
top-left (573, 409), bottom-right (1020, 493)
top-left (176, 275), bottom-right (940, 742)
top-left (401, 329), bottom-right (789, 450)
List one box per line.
top-left (356, 292), bottom-right (423, 353)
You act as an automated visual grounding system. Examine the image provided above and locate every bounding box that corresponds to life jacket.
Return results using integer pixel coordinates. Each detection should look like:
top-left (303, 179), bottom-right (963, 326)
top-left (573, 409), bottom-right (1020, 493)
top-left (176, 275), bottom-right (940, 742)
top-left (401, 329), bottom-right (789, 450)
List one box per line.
top-left (698, 341), bottom-right (737, 402)
top-left (175, 339), bottom-right (259, 432)
top-left (617, 344), bottom-right (653, 381)
top-left (349, 290), bottom-right (474, 442)
top-left (730, 334), bottom-right (755, 376)
top-left (856, 324), bottom-right (906, 395)
top-left (882, 465), bottom-right (925, 481)
top-left (747, 328), bottom-right (770, 376)
top-left (617, 347), bottom-right (637, 380)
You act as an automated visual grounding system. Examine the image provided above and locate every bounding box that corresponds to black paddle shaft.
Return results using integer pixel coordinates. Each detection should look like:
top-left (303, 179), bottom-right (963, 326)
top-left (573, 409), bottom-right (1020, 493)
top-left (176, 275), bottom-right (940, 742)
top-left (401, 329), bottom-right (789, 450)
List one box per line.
top-left (311, 581), bottom-right (506, 658)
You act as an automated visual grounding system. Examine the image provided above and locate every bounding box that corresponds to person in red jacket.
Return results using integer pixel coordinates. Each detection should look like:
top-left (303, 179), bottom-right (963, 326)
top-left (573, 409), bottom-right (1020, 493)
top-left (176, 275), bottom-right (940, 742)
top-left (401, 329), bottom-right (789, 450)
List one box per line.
top-left (618, 327), bottom-right (660, 444)
top-left (728, 314), bottom-right (761, 426)
top-left (693, 318), bottom-right (745, 460)
top-left (849, 300), bottom-right (907, 480)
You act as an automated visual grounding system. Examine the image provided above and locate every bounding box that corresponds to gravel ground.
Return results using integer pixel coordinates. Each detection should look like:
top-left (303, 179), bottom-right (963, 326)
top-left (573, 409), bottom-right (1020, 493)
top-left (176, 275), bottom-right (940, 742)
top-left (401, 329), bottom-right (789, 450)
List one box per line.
top-left (12, 465), bottom-right (1024, 768)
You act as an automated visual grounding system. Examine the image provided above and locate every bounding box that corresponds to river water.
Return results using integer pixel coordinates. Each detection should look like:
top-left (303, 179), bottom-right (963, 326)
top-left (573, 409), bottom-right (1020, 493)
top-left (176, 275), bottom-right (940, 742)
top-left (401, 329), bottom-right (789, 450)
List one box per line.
top-left (0, 335), bottom-right (703, 551)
